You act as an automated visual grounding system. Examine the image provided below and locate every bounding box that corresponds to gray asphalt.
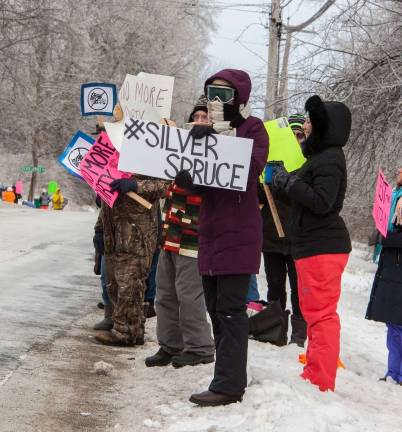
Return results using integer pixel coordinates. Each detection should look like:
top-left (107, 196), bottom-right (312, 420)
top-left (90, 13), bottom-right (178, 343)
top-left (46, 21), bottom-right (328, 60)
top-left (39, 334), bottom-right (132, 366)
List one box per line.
top-left (0, 206), bottom-right (99, 384)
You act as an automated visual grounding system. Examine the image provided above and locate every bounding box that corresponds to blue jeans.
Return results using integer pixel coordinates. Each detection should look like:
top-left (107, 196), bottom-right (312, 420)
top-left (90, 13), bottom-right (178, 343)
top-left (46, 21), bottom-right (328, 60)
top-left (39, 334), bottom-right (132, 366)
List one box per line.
top-left (247, 274), bottom-right (259, 302)
top-left (100, 255), bottom-right (111, 306)
top-left (145, 248), bottom-right (161, 302)
top-left (386, 324), bottom-right (402, 383)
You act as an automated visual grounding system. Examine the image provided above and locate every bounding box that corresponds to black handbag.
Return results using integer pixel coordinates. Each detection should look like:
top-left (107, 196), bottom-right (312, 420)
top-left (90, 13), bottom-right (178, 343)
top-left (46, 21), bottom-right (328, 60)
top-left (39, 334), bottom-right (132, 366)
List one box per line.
top-left (249, 300), bottom-right (289, 346)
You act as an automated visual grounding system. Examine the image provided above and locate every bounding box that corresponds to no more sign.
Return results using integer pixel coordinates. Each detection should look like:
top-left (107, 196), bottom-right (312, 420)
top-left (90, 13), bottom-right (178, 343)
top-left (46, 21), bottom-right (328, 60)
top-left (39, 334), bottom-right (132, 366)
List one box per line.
top-left (118, 120), bottom-right (253, 191)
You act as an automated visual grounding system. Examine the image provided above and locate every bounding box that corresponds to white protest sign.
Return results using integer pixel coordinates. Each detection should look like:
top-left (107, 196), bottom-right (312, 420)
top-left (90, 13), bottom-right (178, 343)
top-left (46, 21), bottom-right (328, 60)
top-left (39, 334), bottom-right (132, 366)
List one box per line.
top-left (80, 83), bottom-right (117, 116)
top-left (104, 121), bottom-right (124, 152)
top-left (119, 73), bottom-right (174, 121)
top-left (104, 72), bottom-right (175, 151)
top-left (118, 120), bottom-right (253, 191)
top-left (58, 131), bottom-right (94, 178)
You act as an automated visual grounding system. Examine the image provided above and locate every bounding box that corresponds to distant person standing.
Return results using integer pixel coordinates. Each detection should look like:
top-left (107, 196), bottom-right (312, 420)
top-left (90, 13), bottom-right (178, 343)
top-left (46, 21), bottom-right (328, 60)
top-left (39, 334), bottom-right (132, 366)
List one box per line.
top-left (40, 189), bottom-right (51, 209)
top-left (366, 167), bottom-right (402, 384)
top-left (2, 187), bottom-right (16, 204)
top-left (52, 188), bottom-right (64, 210)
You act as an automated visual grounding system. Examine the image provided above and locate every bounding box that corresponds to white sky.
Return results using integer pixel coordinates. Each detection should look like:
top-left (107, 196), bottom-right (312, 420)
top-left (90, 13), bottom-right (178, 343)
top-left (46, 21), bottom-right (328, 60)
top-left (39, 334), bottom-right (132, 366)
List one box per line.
top-left (206, 0), bottom-right (327, 115)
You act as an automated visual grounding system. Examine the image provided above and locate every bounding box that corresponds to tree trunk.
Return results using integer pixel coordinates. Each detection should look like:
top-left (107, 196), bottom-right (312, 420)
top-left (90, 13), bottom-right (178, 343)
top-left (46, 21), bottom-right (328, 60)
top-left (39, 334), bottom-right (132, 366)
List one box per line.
top-left (28, 129), bottom-right (40, 202)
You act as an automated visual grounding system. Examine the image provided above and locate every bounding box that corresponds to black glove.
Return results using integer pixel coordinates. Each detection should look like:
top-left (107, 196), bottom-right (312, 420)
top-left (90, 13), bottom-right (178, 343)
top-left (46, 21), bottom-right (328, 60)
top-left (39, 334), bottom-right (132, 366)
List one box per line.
top-left (189, 125), bottom-right (217, 140)
top-left (175, 170), bottom-right (194, 190)
top-left (271, 165), bottom-right (292, 191)
top-left (110, 178), bottom-right (137, 194)
top-left (93, 231), bottom-right (104, 255)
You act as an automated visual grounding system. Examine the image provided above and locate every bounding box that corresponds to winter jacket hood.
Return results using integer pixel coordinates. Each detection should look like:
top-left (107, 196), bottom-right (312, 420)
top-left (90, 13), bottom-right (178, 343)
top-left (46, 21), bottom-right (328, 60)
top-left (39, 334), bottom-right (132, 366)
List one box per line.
top-left (204, 69), bottom-right (251, 105)
top-left (303, 95), bottom-right (351, 157)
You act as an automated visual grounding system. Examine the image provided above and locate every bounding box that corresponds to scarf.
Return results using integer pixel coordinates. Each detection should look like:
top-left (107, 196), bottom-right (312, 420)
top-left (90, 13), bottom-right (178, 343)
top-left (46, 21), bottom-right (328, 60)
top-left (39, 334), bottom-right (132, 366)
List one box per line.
top-left (208, 101), bottom-right (252, 136)
top-left (388, 187), bottom-right (402, 232)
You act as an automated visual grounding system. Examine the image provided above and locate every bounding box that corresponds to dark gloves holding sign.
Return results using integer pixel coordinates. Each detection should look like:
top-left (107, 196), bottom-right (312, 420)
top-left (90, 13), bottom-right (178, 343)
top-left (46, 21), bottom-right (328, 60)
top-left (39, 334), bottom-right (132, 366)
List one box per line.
top-left (189, 125), bottom-right (217, 140)
top-left (110, 178), bottom-right (138, 195)
top-left (175, 170), bottom-right (194, 190)
top-left (270, 162), bottom-right (297, 192)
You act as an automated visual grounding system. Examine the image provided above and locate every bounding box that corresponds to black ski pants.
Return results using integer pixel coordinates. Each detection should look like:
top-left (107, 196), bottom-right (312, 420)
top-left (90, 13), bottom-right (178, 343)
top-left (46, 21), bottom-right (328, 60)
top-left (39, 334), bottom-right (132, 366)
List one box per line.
top-left (202, 274), bottom-right (250, 397)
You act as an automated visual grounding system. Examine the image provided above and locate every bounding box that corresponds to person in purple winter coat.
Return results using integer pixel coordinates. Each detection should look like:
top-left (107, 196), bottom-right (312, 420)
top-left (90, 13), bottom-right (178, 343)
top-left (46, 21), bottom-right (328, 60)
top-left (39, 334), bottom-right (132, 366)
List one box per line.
top-left (176, 69), bottom-right (269, 406)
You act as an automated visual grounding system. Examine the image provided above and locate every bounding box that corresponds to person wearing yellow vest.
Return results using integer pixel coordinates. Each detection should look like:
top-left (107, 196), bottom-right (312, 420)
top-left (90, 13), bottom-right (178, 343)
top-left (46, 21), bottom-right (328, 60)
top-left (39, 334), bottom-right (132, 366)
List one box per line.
top-left (52, 188), bottom-right (64, 210)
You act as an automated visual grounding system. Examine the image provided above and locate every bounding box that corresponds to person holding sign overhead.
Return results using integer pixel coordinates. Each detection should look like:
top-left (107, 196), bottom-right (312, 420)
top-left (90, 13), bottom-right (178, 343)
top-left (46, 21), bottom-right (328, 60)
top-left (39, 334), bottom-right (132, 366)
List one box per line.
top-left (366, 167), bottom-right (402, 384)
top-left (270, 95), bottom-right (352, 392)
top-left (176, 69), bottom-right (268, 406)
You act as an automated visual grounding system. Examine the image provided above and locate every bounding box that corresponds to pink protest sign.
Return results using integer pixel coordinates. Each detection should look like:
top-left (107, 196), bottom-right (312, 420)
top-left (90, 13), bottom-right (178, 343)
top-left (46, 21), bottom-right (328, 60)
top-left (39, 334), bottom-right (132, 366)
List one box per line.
top-left (79, 132), bottom-right (131, 208)
top-left (372, 169), bottom-right (393, 237)
top-left (15, 181), bottom-right (23, 195)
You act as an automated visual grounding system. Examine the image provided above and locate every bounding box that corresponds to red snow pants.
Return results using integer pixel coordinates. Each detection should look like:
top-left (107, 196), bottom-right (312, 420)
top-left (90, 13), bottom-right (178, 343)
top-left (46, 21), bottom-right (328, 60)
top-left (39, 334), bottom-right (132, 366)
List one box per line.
top-left (295, 253), bottom-right (349, 391)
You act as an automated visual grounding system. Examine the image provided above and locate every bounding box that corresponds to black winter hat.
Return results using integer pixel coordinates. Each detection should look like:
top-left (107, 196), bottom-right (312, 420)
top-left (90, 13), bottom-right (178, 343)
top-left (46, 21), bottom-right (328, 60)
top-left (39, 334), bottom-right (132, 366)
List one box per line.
top-left (302, 95), bottom-right (351, 157)
top-left (188, 95), bottom-right (208, 123)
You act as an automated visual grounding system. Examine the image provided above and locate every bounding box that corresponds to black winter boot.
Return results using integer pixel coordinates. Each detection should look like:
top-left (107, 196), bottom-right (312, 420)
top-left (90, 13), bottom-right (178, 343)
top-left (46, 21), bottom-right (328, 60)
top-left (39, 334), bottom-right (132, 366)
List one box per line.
top-left (93, 305), bottom-right (113, 331)
top-left (146, 300), bottom-right (156, 318)
top-left (290, 314), bottom-right (307, 347)
top-left (145, 348), bottom-right (174, 367)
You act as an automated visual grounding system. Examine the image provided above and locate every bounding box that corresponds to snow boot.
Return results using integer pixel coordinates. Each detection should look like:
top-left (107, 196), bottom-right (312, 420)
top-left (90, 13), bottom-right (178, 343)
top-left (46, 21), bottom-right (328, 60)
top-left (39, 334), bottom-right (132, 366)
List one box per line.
top-left (289, 314), bottom-right (307, 348)
top-left (93, 305), bottom-right (113, 331)
top-left (171, 352), bottom-right (214, 368)
top-left (145, 348), bottom-right (174, 367)
top-left (95, 330), bottom-right (135, 347)
top-left (145, 300), bottom-right (156, 318)
top-left (189, 390), bottom-right (242, 407)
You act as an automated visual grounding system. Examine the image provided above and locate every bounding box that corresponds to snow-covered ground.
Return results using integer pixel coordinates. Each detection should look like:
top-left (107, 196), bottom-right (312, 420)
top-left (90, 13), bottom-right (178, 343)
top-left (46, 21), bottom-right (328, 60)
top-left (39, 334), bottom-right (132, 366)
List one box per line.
top-left (0, 204), bottom-right (400, 432)
top-left (136, 249), bottom-right (401, 432)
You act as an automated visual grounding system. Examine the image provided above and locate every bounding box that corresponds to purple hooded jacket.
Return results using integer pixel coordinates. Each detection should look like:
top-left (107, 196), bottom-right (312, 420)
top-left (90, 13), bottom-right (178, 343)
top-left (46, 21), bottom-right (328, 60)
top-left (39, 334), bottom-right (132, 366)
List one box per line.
top-left (198, 69), bottom-right (269, 276)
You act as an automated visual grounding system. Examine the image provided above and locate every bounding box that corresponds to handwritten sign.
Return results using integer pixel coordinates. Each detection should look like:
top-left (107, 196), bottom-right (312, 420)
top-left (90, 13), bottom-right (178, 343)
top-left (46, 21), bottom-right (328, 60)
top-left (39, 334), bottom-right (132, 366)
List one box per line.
top-left (119, 72), bottom-right (174, 120)
top-left (118, 119), bottom-right (253, 191)
top-left (58, 131), bottom-right (94, 178)
top-left (104, 73), bottom-right (175, 152)
top-left (80, 83), bottom-right (117, 116)
top-left (372, 170), bottom-right (392, 237)
top-left (79, 132), bottom-right (131, 207)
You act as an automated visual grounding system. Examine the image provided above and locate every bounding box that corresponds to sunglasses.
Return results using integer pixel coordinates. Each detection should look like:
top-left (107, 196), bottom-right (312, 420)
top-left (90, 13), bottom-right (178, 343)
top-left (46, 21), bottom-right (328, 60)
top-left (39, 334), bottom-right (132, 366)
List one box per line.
top-left (206, 85), bottom-right (235, 104)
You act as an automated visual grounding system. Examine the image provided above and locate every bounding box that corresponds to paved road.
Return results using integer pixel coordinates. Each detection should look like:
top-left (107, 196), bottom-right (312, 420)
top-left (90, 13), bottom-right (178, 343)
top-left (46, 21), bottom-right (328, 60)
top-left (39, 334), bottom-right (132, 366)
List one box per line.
top-left (0, 205), bottom-right (99, 384)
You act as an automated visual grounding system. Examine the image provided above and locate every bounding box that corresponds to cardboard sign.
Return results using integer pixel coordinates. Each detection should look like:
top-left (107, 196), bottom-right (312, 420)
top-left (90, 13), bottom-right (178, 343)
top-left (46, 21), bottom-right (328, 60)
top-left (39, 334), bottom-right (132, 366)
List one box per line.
top-left (80, 83), bottom-right (117, 116)
top-left (264, 117), bottom-right (305, 172)
top-left (80, 132), bottom-right (131, 207)
top-left (58, 131), bottom-right (94, 178)
top-left (15, 181), bottom-right (23, 195)
top-left (104, 72), bottom-right (175, 152)
top-left (118, 119), bottom-right (253, 191)
top-left (119, 72), bottom-right (174, 121)
top-left (372, 170), bottom-right (393, 237)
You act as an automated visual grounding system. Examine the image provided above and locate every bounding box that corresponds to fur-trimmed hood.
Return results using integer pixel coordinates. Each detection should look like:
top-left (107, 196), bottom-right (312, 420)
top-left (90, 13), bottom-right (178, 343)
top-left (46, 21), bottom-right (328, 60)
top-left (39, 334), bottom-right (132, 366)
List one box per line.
top-left (303, 95), bottom-right (352, 156)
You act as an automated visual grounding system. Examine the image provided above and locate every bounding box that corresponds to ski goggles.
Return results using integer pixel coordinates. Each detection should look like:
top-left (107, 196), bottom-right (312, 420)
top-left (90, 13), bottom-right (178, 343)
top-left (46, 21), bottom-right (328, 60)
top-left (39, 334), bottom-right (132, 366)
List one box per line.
top-left (206, 85), bottom-right (235, 104)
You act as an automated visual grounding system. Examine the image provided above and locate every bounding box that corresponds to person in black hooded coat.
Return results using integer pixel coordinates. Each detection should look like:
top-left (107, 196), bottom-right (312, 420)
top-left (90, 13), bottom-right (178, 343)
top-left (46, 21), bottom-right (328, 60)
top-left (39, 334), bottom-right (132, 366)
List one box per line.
top-left (271, 95), bottom-right (352, 392)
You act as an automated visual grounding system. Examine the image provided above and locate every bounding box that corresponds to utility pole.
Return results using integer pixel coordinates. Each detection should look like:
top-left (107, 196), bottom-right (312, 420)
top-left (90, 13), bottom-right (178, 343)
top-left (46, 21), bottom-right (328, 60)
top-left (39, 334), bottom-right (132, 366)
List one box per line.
top-left (265, 0), bottom-right (282, 120)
